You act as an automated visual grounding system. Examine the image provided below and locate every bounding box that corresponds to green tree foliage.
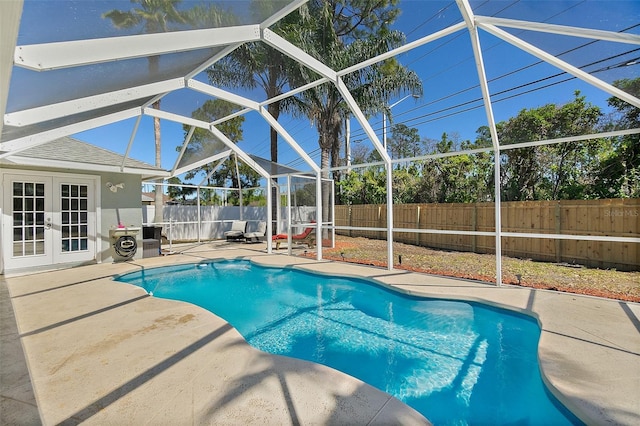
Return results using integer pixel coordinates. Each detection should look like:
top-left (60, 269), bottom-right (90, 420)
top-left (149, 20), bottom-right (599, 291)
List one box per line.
top-left (418, 133), bottom-right (476, 203)
top-left (336, 88), bottom-right (637, 204)
top-left (388, 123), bottom-right (421, 160)
top-left (337, 168), bottom-right (386, 205)
top-left (392, 166), bottom-right (421, 203)
top-left (176, 99), bottom-right (260, 206)
top-left (166, 176), bottom-right (196, 203)
top-left (290, 0), bottom-right (421, 222)
top-left (290, 182), bottom-right (317, 207)
top-left (205, 2), bottom-right (302, 164)
top-left (589, 79), bottom-right (640, 198)
top-left (290, 0), bottom-right (422, 176)
top-left (499, 92), bottom-right (602, 201)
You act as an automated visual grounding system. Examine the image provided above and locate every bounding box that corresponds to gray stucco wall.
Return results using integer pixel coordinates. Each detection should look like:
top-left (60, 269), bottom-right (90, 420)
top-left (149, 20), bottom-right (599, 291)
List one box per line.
top-left (98, 172), bottom-right (144, 263)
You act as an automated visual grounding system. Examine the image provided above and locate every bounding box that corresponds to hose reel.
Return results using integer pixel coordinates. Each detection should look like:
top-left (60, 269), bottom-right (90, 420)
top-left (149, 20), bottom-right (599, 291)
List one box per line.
top-left (114, 235), bottom-right (137, 259)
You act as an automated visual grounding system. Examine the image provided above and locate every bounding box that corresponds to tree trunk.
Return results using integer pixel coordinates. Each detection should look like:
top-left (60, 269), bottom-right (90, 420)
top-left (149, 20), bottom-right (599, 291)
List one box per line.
top-left (153, 99), bottom-right (164, 225)
top-left (268, 100), bottom-right (280, 234)
top-left (269, 100), bottom-right (280, 164)
top-left (149, 55), bottom-right (164, 226)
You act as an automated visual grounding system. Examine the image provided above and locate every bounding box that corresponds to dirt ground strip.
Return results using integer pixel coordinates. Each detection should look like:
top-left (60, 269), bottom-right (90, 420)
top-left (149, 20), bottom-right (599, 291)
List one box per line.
top-left (312, 236), bottom-right (640, 303)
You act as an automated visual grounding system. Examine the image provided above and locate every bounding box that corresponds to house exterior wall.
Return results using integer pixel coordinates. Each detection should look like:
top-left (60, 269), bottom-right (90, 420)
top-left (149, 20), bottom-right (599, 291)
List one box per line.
top-left (98, 172), bottom-right (144, 263)
top-left (0, 165), bottom-right (145, 273)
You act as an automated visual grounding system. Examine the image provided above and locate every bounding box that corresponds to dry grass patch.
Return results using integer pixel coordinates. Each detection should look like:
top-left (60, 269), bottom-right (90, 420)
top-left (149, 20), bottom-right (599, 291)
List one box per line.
top-left (315, 236), bottom-right (640, 302)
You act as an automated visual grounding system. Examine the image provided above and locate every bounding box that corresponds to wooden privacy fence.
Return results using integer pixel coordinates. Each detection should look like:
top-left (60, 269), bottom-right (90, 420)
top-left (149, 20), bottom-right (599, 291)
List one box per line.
top-left (335, 199), bottom-right (639, 271)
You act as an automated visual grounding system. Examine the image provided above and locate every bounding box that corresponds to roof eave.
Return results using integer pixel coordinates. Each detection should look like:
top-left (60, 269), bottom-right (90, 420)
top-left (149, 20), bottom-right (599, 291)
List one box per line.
top-left (2, 156), bottom-right (169, 179)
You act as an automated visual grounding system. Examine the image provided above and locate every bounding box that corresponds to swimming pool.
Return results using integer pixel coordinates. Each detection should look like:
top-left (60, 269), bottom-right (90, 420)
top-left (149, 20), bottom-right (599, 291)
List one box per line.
top-left (117, 260), bottom-right (582, 425)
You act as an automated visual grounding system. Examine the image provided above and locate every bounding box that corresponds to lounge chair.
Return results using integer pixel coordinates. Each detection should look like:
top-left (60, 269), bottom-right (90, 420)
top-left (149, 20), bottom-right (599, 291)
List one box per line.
top-left (244, 221), bottom-right (267, 243)
top-left (224, 220), bottom-right (247, 242)
top-left (272, 224), bottom-right (315, 250)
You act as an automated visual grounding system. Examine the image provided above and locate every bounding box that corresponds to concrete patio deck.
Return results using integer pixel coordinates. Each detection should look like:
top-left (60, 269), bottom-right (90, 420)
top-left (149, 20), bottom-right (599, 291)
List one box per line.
top-left (2, 242), bottom-right (639, 425)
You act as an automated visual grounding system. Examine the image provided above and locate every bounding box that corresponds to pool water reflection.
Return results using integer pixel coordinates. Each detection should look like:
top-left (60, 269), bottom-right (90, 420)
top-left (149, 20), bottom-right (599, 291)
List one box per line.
top-left (117, 260), bottom-right (582, 425)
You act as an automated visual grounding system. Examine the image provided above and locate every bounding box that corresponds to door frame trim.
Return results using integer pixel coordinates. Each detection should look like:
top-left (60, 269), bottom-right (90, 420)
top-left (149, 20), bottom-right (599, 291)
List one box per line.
top-left (1, 169), bottom-right (102, 274)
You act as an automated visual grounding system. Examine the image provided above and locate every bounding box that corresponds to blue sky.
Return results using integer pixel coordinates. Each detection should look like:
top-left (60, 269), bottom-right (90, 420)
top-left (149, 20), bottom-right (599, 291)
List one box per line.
top-left (12, 0), bottom-right (640, 179)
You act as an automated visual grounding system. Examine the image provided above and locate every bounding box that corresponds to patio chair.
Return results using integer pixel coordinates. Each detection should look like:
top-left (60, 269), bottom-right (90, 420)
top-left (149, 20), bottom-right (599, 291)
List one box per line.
top-left (272, 224), bottom-right (316, 250)
top-left (244, 221), bottom-right (267, 243)
top-left (224, 220), bottom-right (247, 242)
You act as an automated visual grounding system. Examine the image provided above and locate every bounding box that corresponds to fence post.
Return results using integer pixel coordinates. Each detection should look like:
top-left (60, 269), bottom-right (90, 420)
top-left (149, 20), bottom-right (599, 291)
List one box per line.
top-left (378, 205), bottom-right (383, 240)
top-left (349, 205), bottom-right (352, 237)
top-left (555, 201), bottom-right (561, 263)
top-left (416, 205), bottom-right (421, 246)
top-left (472, 204), bottom-right (477, 253)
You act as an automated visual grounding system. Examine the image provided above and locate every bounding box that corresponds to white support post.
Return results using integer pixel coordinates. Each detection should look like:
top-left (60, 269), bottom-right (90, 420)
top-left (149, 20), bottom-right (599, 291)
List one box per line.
top-left (266, 179), bottom-right (273, 253)
top-left (386, 163), bottom-right (394, 269)
top-left (197, 187), bottom-right (201, 243)
top-left (171, 126), bottom-right (196, 174)
top-left (334, 77), bottom-right (394, 270)
top-left (0, 107), bottom-right (142, 156)
top-left (457, 0), bottom-right (503, 285)
top-left (287, 176), bottom-right (292, 255)
top-left (14, 25), bottom-right (261, 71)
top-left (316, 172), bottom-right (323, 261)
top-left (121, 115), bottom-right (142, 171)
top-left (493, 151), bottom-right (503, 286)
top-left (345, 118), bottom-right (351, 172)
top-left (4, 78), bottom-right (185, 127)
top-left (479, 23), bottom-right (640, 109)
top-left (259, 106), bottom-right (321, 174)
top-left (330, 178), bottom-right (336, 249)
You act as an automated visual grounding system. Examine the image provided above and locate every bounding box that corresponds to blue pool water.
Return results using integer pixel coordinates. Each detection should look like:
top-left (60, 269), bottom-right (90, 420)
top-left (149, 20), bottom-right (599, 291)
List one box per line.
top-left (117, 260), bottom-right (582, 425)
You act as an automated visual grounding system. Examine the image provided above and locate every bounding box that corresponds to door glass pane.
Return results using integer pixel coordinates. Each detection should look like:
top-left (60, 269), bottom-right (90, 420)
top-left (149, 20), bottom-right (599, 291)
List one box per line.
top-left (11, 180), bottom-right (46, 258)
top-left (13, 182), bottom-right (23, 196)
top-left (60, 183), bottom-right (89, 252)
top-left (24, 241), bottom-right (34, 256)
top-left (13, 242), bottom-right (23, 256)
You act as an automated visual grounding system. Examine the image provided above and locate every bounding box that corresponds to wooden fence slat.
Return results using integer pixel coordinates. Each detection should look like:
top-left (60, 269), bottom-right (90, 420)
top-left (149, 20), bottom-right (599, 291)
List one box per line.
top-left (334, 199), bottom-right (639, 271)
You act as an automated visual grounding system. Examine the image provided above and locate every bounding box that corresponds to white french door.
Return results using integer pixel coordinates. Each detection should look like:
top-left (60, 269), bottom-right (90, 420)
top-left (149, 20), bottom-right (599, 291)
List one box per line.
top-left (3, 172), bottom-right (97, 271)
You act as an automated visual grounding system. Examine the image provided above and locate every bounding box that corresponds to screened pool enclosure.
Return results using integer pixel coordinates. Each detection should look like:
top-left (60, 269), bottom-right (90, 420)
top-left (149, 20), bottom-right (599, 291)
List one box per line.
top-left (1, 0), bottom-right (639, 281)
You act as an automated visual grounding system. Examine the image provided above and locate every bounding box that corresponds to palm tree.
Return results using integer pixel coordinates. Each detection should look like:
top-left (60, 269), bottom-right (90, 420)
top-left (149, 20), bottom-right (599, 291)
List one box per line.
top-left (291, 1), bottom-right (422, 223)
top-left (205, 4), bottom-right (304, 165)
top-left (205, 2), bottom-right (311, 232)
top-left (103, 0), bottom-right (186, 225)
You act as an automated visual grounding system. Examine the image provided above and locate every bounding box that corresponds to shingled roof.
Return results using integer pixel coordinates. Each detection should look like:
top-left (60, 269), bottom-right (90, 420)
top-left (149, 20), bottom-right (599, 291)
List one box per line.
top-left (3, 136), bottom-right (167, 179)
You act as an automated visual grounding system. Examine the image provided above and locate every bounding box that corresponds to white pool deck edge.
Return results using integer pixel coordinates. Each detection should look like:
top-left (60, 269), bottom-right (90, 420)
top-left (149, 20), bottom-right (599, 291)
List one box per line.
top-left (2, 242), bottom-right (639, 425)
